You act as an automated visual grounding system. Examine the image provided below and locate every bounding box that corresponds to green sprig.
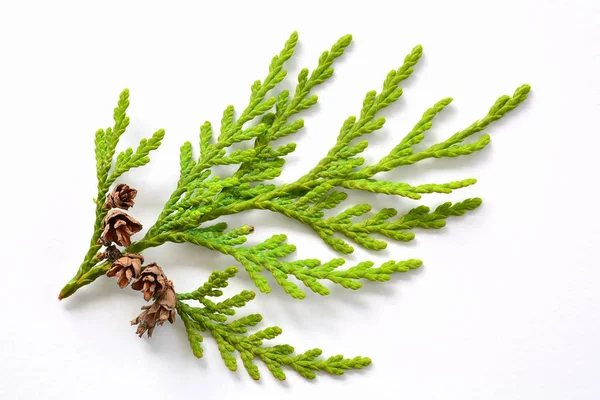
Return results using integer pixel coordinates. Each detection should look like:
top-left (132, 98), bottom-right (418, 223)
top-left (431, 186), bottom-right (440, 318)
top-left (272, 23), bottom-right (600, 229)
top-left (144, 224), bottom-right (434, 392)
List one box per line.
top-left (170, 228), bottom-right (422, 298)
top-left (178, 266), bottom-right (372, 380)
top-left (60, 32), bottom-right (530, 381)
top-left (59, 89), bottom-right (165, 299)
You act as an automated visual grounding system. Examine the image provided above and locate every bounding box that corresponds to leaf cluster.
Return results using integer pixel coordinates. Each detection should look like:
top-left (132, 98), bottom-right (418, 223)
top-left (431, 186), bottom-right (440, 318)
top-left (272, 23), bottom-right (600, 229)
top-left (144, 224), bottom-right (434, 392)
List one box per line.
top-left (126, 32), bottom-right (529, 297)
top-left (177, 267), bottom-right (371, 380)
top-left (171, 224), bottom-right (422, 299)
top-left (63, 31), bottom-right (531, 380)
top-left (71, 90), bottom-right (165, 285)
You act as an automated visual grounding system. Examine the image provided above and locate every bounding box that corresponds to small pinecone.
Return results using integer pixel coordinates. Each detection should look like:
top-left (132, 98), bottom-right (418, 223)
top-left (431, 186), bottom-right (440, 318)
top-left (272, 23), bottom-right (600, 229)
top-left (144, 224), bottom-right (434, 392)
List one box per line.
top-left (131, 263), bottom-right (168, 301)
top-left (106, 253), bottom-right (145, 288)
top-left (97, 244), bottom-right (123, 261)
top-left (104, 183), bottom-right (138, 210)
top-left (98, 209), bottom-right (143, 247)
top-left (130, 280), bottom-right (177, 338)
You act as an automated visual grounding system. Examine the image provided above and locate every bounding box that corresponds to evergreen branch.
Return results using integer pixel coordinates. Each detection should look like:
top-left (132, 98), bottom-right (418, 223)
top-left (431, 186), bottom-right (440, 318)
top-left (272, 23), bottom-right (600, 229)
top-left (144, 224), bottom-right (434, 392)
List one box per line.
top-left (168, 228), bottom-right (421, 297)
top-left (107, 128), bottom-right (165, 185)
top-left (250, 198), bottom-right (481, 254)
top-left (61, 32), bottom-right (531, 382)
top-left (131, 39), bottom-right (528, 261)
top-left (59, 90), bottom-right (165, 300)
top-left (177, 267), bottom-right (371, 380)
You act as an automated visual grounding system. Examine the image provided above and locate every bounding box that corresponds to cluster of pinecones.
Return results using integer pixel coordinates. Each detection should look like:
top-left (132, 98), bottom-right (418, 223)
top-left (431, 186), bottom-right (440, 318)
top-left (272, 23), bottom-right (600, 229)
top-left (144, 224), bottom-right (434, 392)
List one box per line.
top-left (97, 184), bottom-right (176, 337)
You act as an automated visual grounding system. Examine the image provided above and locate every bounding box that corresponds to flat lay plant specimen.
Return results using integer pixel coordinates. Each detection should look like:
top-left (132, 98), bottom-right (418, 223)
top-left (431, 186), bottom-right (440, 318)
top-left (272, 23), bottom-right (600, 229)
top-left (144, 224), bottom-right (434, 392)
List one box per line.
top-left (59, 32), bottom-right (530, 380)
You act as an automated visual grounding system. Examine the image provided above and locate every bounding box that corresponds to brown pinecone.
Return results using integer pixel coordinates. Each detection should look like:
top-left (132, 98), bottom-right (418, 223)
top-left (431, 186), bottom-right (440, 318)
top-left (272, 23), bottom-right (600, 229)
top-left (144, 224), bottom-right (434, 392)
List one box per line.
top-left (97, 244), bottom-right (123, 261)
top-left (131, 263), bottom-right (168, 301)
top-left (106, 253), bottom-right (144, 288)
top-left (130, 281), bottom-right (177, 338)
top-left (99, 209), bottom-right (143, 247)
top-left (104, 183), bottom-right (138, 210)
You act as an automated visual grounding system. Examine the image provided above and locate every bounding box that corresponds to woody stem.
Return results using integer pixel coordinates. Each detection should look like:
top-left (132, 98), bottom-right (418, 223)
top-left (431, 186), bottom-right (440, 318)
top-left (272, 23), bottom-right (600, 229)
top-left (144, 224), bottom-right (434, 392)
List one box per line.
top-left (58, 233), bottom-right (170, 300)
top-left (58, 260), bottom-right (112, 300)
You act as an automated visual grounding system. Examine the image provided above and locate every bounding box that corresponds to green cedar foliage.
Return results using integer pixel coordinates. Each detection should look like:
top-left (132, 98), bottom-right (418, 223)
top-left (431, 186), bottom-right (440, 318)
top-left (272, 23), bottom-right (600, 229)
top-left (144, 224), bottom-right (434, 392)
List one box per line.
top-left (177, 267), bottom-right (371, 380)
top-left (60, 32), bottom-right (530, 380)
top-left (59, 90), bottom-right (165, 298)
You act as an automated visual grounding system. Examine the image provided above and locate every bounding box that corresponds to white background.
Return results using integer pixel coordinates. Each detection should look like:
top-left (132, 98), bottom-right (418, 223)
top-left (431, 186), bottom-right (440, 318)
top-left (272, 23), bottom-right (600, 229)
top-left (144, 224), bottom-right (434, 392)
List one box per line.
top-left (1, 0), bottom-right (599, 399)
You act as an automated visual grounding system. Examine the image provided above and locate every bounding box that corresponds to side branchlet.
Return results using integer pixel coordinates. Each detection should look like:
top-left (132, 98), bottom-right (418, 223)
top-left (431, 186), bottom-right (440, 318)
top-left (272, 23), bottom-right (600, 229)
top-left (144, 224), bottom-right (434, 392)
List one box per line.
top-left (178, 266), bottom-right (371, 380)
